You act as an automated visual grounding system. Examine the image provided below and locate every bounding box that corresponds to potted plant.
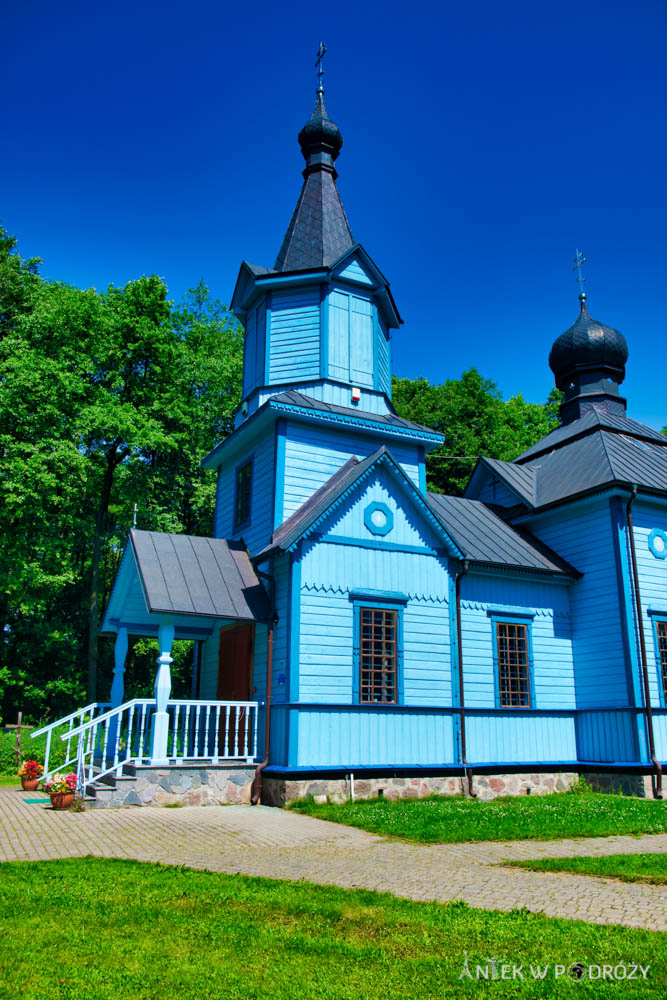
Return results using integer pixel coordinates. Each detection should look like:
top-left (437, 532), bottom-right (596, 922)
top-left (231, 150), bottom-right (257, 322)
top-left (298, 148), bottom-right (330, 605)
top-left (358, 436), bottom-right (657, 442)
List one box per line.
top-left (45, 772), bottom-right (77, 810)
top-left (18, 760), bottom-right (43, 791)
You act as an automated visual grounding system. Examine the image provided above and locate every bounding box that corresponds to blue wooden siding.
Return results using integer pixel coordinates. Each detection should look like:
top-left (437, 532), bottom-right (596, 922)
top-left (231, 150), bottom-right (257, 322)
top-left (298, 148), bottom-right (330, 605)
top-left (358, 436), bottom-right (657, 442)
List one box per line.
top-left (270, 555), bottom-right (290, 704)
top-left (328, 289), bottom-right (375, 388)
top-left (297, 472), bottom-right (452, 707)
top-left (242, 299), bottom-right (266, 397)
top-left (269, 288), bottom-right (320, 385)
top-left (466, 710), bottom-right (577, 763)
top-left (335, 257), bottom-right (374, 286)
top-left (274, 705), bottom-right (457, 767)
top-left (214, 432), bottom-right (275, 555)
top-left (527, 499), bottom-right (630, 708)
top-left (281, 421), bottom-right (421, 521)
top-left (376, 314), bottom-right (391, 397)
top-left (653, 710), bottom-right (667, 760)
top-left (575, 708), bottom-right (639, 762)
top-left (628, 501), bottom-right (667, 705)
top-left (198, 626), bottom-right (221, 699)
top-left (350, 296), bottom-right (374, 387)
top-left (460, 573), bottom-right (575, 710)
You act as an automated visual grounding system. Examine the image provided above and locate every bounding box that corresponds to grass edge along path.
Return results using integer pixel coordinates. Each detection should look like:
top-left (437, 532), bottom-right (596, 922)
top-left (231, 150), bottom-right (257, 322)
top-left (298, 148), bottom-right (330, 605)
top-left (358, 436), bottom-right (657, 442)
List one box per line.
top-left (0, 857), bottom-right (664, 999)
top-left (506, 852), bottom-right (667, 885)
top-left (288, 790), bottom-right (667, 843)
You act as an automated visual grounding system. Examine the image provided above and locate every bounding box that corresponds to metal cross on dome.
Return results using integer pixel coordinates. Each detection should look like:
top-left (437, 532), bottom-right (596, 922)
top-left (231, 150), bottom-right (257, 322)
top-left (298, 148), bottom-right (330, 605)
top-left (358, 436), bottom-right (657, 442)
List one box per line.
top-left (572, 249), bottom-right (587, 297)
top-left (315, 42), bottom-right (327, 95)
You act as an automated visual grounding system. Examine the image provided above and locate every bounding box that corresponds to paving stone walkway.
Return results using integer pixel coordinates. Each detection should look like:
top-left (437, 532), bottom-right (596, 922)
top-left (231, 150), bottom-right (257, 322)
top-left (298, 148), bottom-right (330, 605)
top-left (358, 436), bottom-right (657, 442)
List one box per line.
top-left (1, 786), bottom-right (666, 930)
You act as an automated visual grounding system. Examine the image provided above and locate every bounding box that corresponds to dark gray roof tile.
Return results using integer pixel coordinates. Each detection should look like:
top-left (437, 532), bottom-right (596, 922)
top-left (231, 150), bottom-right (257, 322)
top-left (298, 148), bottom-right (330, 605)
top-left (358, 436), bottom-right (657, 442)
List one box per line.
top-left (270, 390), bottom-right (443, 439)
top-left (427, 494), bottom-right (578, 576)
top-left (130, 531), bottom-right (271, 621)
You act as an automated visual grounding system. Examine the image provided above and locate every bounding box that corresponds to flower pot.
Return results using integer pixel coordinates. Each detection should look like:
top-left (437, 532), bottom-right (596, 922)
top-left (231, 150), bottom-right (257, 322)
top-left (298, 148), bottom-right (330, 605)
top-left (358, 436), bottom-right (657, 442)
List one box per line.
top-left (21, 777), bottom-right (41, 791)
top-left (50, 792), bottom-right (75, 811)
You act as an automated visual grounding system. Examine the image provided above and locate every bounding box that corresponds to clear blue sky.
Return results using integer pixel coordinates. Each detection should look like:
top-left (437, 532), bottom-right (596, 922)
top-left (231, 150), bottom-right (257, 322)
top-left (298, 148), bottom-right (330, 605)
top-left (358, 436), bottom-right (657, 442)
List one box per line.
top-left (4, 1), bottom-right (666, 429)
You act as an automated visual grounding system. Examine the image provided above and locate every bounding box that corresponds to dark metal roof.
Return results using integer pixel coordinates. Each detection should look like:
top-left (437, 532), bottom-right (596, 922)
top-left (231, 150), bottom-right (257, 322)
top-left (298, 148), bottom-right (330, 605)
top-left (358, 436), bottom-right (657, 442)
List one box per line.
top-left (476, 457), bottom-right (537, 507)
top-left (130, 530), bottom-right (272, 621)
top-left (267, 455), bottom-right (362, 554)
top-left (516, 408), bottom-right (666, 462)
top-left (427, 494), bottom-right (579, 577)
top-left (274, 168), bottom-right (354, 272)
top-left (257, 447), bottom-right (464, 561)
top-left (270, 390), bottom-right (444, 440)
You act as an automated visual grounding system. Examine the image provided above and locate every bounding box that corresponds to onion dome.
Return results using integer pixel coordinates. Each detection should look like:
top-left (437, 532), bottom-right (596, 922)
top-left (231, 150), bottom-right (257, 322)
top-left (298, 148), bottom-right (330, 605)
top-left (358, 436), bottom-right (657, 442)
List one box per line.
top-left (298, 93), bottom-right (344, 163)
top-left (549, 294), bottom-right (628, 388)
top-left (549, 294), bottom-right (629, 424)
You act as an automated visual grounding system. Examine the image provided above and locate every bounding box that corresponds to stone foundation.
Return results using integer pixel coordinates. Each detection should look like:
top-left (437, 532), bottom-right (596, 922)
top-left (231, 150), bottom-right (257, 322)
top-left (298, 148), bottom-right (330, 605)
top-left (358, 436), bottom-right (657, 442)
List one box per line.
top-left (90, 766), bottom-right (254, 808)
top-left (262, 771), bottom-right (579, 807)
top-left (585, 771), bottom-right (656, 799)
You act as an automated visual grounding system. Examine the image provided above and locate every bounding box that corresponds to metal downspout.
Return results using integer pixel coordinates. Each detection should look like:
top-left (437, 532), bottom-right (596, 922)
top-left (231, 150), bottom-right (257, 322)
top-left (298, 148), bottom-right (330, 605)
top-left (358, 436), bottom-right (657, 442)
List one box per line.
top-left (626, 487), bottom-right (663, 799)
top-left (455, 560), bottom-right (476, 797)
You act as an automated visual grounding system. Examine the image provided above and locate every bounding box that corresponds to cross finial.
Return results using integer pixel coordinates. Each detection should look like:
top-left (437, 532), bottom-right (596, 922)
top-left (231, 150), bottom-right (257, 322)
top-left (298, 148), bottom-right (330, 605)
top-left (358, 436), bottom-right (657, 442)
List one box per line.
top-left (572, 248), bottom-right (587, 300)
top-left (315, 42), bottom-right (326, 95)
top-left (133, 503), bottom-right (138, 529)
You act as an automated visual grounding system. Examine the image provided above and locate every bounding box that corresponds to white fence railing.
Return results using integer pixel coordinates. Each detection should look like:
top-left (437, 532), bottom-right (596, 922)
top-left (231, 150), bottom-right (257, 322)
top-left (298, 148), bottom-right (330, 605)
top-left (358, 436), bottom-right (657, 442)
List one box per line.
top-left (31, 702), bottom-right (110, 781)
top-left (44, 698), bottom-right (261, 794)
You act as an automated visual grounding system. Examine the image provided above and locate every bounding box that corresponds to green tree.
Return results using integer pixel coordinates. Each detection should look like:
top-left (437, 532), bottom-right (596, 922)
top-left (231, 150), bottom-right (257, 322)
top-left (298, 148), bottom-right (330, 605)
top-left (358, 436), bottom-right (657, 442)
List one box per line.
top-left (0, 227), bottom-right (244, 720)
top-left (392, 369), bottom-right (560, 495)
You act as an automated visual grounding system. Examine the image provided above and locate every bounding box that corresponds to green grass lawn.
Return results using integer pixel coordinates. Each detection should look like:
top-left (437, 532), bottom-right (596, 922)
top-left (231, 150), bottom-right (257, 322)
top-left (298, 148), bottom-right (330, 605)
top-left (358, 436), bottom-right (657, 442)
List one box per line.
top-left (0, 858), bottom-right (664, 998)
top-left (0, 775), bottom-right (19, 787)
top-left (289, 791), bottom-right (667, 843)
top-left (507, 852), bottom-right (667, 885)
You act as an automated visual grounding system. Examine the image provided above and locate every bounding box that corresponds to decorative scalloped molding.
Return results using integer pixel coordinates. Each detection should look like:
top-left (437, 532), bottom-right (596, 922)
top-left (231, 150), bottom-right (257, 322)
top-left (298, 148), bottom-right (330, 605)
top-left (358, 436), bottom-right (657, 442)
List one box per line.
top-left (460, 600), bottom-right (569, 618)
top-left (301, 581), bottom-right (448, 604)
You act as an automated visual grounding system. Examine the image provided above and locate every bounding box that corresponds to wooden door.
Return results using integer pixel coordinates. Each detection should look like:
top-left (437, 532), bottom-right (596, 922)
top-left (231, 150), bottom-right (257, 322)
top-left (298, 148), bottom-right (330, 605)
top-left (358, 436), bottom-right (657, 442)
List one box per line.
top-left (217, 625), bottom-right (254, 756)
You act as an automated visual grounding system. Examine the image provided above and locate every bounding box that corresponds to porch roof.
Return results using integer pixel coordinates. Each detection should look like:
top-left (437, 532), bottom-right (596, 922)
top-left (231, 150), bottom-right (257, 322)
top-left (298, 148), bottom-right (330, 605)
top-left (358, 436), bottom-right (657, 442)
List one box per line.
top-left (101, 530), bottom-right (272, 636)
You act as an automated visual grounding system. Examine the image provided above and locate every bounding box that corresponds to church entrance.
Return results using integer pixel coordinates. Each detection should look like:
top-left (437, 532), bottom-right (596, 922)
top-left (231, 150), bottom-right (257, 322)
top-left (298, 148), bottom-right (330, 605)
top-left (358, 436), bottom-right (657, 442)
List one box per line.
top-left (217, 624), bottom-right (254, 755)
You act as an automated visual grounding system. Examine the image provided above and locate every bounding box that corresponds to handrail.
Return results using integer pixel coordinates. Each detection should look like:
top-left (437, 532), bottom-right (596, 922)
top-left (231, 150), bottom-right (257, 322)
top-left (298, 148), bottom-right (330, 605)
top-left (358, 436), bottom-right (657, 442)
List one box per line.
top-left (63, 699), bottom-right (154, 741)
top-left (31, 702), bottom-right (102, 739)
top-left (31, 701), bottom-right (110, 781)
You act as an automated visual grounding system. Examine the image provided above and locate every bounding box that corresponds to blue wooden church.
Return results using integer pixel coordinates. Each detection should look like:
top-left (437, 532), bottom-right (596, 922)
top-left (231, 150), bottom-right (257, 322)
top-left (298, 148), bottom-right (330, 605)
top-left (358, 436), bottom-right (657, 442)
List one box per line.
top-left (39, 81), bottom-right (667, 807)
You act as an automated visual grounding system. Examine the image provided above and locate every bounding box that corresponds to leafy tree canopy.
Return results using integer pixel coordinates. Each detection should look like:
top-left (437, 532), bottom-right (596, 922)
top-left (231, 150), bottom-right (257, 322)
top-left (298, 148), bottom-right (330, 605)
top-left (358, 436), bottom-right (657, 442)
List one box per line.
top-left (392, 369), bottom-right (561, 494)
top-left (0, 226), bottom-right (243, 720)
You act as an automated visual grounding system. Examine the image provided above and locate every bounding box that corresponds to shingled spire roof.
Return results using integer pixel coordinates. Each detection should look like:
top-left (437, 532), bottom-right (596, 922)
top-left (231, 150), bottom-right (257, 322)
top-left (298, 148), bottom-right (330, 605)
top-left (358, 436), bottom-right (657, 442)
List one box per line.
top-left (274, 92), bottom-right (354, 272)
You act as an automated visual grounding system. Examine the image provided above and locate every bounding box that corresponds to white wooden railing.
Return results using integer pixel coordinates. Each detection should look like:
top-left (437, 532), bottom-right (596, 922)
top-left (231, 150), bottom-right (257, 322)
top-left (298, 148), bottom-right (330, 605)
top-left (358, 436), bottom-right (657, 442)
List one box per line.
top-left (41, 698), bottom-right (261, 795)
top-left (31, 702), bottom-right (110, 782)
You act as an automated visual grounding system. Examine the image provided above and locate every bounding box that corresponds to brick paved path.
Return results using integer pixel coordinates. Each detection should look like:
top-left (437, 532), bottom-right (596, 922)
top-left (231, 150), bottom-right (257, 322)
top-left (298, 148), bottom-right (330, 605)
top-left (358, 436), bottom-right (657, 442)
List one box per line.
top-left (1, 787), bottom-right (665, 930)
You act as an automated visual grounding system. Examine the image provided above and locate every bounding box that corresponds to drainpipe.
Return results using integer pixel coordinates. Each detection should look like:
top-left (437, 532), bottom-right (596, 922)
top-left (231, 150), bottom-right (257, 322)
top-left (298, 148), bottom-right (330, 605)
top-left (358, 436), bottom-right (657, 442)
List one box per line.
top-left (455, 560), bottom-right (476, 797)
top-left (251, 623), bottom-right (274, 805)
top-left (626, 487), bottom-right (662, 799)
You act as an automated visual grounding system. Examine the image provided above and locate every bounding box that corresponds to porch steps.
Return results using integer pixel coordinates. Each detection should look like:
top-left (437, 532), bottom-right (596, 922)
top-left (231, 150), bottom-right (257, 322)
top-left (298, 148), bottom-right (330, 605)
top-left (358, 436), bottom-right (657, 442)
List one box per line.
top-left (81, 761), bottom-right (255, 808)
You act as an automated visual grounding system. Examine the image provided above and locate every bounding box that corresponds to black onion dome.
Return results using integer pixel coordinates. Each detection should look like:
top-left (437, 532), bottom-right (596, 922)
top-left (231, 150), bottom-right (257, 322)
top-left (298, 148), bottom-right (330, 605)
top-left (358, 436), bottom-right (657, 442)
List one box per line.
top-left (298, 93), bottom-right (343, 160)
top-left (549, 297), bottom-right (628, 389)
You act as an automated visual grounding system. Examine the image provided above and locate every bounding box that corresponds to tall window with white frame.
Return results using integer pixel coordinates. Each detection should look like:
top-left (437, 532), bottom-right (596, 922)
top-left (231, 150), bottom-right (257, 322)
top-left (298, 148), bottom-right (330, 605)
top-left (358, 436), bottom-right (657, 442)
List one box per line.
top-left (496, 621), bottom-right (531, 708)
top-left (234, 460), bottom-right (252, 529)
top-left (656, 620), bottom-right (667, 702)
top-left (359, 607), bottom-right (398, 704)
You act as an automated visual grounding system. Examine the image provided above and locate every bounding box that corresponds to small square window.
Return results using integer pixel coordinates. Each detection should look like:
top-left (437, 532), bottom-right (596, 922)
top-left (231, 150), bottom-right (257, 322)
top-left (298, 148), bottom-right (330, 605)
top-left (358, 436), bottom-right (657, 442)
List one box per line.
top-left (359, 607), bottom-right (398, 704)
top-left (657, 621), bottom-right (667, 702)
top-left (496, 621), bottom-right (531, 708)
top-left (234, 461), bottom-right (252, 528)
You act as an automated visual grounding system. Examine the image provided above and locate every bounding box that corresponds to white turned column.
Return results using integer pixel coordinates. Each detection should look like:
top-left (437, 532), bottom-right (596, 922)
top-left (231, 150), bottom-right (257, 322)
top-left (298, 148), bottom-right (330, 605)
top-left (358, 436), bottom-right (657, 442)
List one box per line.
top-left (150, 623), bottom-right (175, 764)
